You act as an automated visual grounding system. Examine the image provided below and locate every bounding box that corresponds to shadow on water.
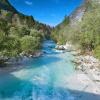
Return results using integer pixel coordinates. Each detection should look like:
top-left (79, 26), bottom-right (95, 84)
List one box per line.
top-left (0, 73), bottom-right (100, 100)
top-left (0, 40), bottom-right (98, 100)
top-left (24, 55), bottom-right (61, 68)
top-left (0, 73), bottom-right (33, 99)
top-left (0, 55), bottom-right (61, 74)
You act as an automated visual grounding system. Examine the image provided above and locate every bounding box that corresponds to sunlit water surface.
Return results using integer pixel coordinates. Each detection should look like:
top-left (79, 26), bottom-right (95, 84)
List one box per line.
top-left (0, 41), bottom-right (75, 100)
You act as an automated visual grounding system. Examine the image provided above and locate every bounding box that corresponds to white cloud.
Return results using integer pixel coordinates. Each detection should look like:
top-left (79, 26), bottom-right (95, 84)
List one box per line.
top-left (25, 1), bottom-right (33, 5)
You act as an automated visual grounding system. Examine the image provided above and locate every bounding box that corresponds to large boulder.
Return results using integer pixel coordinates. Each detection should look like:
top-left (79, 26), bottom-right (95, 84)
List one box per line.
top-left (55, 45), bottom-right (65, 50)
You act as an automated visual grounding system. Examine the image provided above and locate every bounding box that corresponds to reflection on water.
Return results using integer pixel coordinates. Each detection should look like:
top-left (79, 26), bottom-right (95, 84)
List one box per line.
top-left (0, 40), bottom-right (75, 100)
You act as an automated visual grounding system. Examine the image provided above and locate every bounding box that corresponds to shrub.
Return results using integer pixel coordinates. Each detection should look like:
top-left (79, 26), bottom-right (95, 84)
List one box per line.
top-left (20, 36), bottom-right (41, 54)
top-left (94, 46), bottom-right (100, 59)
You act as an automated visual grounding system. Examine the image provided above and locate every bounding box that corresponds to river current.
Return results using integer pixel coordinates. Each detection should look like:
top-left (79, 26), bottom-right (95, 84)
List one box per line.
top-left (0, 40), bottom-right (75, 100)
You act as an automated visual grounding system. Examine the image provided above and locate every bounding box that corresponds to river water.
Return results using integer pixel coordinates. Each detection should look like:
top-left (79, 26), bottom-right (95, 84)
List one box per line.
top-left (0, 40), bottom-right (75, 100)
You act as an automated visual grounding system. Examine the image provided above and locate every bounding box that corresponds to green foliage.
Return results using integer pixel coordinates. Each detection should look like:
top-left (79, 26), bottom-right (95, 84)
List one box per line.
top-left (9, 26), bottom-right (30, 37)
top-left (51, 1), bottom-right (100, 59)
top-left (79, 2), bottom-right (100, 51)
top-left (6, 12), bottom-right (13, 18)
top-left (94, 46), bottom-right (100, 59)
top-left (21, 26), bottom-right (30, 36)
top-left (9, 26), bottom-right (20, 37)
top-left (51, 16), bottom-right (70, 44)
top-left (0, 35), bottom-right (21, 57)
top-left (0, 30), bottom-right (6, 44)
top-left (0, 19), bottom-right (8, 34)
top-left (62, 16), bottom-right (70, 26)
top-left (30, 29), bottom-right (44, 41)
top-left (0, 31), bottom-right (6, 52)
top-left (0, 0), bottom-right (51, 64)
top-left (20, 36), bottom-right (41, 53)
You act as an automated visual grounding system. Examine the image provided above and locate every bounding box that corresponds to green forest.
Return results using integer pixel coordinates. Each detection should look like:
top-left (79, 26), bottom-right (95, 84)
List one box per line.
top-left (51, 0), bottom-right (100, 59)
top-left (0, 0), bottom-right (100, 99)
top-left (0, 0), bottom-right (100, 63)
top-left (0, 0), bottom-right (51, 61)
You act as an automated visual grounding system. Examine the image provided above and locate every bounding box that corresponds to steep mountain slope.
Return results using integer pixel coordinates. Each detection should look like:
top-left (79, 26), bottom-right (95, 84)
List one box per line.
top-left (51, 0), bottom-right (100, 59)
top-left (0, 0), bottom-right (51, 35)
top-left (0, 0), bottom-right (51, 62)
top-left (51, 0), bottom-right (91, 44)
top-left (0, 0), bottom-right (17, 12)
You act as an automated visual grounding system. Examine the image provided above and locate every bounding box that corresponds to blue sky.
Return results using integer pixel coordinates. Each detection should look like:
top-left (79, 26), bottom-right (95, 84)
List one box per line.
top-left (8, 0), bottom-right (84, 26)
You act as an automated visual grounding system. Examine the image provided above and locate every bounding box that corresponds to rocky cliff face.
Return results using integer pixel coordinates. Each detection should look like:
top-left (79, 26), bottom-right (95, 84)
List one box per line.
top-left (69, 5), bottom-right (86, 26)
top-left (52, 1), bottom-right (87, 31)
top-left (51, 0), bottom-right (94, 44)
top-left (69, 0), bottom-right (100, 26)
top-left (69, 0), bottom-right (90, 27)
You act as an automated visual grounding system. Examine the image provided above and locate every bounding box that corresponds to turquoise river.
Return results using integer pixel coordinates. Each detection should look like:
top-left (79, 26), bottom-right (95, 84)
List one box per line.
top-left (0, 41), bottom-right (75, 100)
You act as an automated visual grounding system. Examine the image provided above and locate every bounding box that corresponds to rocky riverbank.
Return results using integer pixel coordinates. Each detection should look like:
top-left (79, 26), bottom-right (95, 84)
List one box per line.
top-left (55, 43), bottom-right (100, 73)
top-left (0, 51), bottom-right (43, 66)
top-left (56, 43), bottom-right (100, 97)
top-left (70, 53), bottom-right (100, 97)
top-left (73, 54), bottom-right (100, 82)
